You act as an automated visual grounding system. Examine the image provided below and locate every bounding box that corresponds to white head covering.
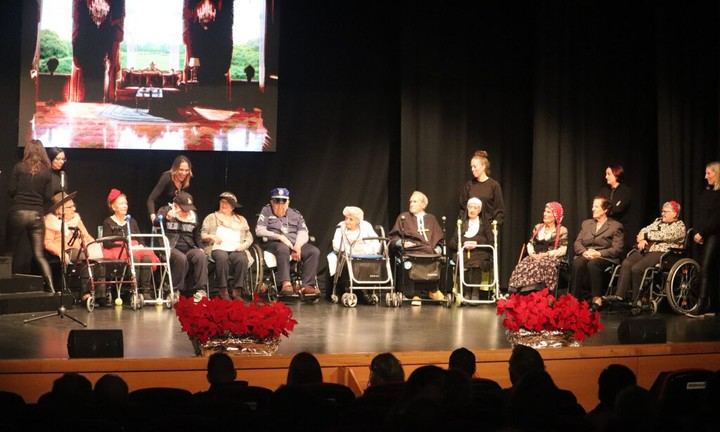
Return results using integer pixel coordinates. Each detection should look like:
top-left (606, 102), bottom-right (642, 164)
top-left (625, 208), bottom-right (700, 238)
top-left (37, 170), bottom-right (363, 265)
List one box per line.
top-left (342, 206), bottom-right (364, 221)
top-left (467, 197), bottom-right (483, 208)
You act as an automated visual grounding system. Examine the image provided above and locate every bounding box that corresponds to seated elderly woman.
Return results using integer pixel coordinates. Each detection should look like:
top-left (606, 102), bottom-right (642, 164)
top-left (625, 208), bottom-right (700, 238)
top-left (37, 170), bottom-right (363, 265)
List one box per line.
top-left (613, 201), bottom-right (686, 303)
top-left (449, 198), bottom-right (493, 293)
top-left (44, 191), bottom-right (103, 300)
top-left (571, 196), bottom-right (624, 310)
top-left (102, 189), bottom-right (159, 299)
top-left (201, 192), bottom-right (253, 300)
top-left (389, 191), bottom-right (444, 302)
top-left (508, 202), bottom-right (569, 293)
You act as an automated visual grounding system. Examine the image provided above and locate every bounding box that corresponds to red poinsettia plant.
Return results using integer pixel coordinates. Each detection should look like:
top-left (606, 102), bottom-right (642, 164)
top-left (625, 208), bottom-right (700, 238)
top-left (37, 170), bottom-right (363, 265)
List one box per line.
top-left (496, 288), bottom-right (602, 341)
top-left (175, 296), bottom-right (297, 344)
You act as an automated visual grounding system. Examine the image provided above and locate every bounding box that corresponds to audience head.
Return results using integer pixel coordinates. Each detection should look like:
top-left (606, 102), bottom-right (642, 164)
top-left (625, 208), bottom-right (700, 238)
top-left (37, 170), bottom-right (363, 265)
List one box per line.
top-left (705, 161), bottom-right (720, 191)
top-left (49, 372), bottom-right (93, 407)
top-left (170, 155), bottom-right (193, 188)
top-left (287, 352), bottom-right (322, 386)
top-left (23, 139), bottom-right (51, 174)
top-left (592, 196), bottom-right (612, 221)
top-left (605, 164), bottom-right (624, 186)
top-left (508, 344), bottom-right (545, 386)
top-left (342, 206), bottom-right (364, 231)
top-left (218, 191), bottom-right (240, 214)
top-left (448, 347), bottom-right (476, 378)
top-left (404, 365), bottom-right (446, 402)
top-left (172, 191), bottom-right (196, 218)
top-left (597, 364), bottom-right (636, 408)
top-left (614, 385), bottom-right (659, 432)
top-left (107, 188), bottom-right (128, 216)
top-left (544, 201), bottom-right (564, 226)
top-left (466, 198), bottom-right (482, 219)
top-left (369, 352), bottom-right (405, 386)
top-left (471, 150), bottom-right (491, 178)
top-left (661, 200), bottom-right (680, 223)
top-left (94, 373), bottom-right (129, 406)
top-left (47, 147), bottom-right (66, 172)
top-left (270, 187), bottom-right (290, 217)
top-left (206, 352), bottom-right (237, 385)
top-left (408, 191), bottom-right (428, 215)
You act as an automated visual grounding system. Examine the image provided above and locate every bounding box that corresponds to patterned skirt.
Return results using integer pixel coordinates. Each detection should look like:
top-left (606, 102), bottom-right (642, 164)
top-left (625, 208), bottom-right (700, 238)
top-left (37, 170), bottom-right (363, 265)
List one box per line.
top-left (508, 256), bottom-right (560, 292)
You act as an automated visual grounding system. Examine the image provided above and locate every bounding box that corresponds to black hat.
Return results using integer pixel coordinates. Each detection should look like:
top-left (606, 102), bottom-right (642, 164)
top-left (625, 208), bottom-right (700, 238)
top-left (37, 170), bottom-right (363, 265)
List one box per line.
top-left (173, 191), bottom-right (196, 212)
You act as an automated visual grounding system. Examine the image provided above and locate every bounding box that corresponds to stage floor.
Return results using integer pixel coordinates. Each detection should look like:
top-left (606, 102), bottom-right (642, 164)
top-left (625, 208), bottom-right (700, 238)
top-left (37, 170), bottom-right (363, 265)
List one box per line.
top-left (2, 301), bottom-right (720, 360)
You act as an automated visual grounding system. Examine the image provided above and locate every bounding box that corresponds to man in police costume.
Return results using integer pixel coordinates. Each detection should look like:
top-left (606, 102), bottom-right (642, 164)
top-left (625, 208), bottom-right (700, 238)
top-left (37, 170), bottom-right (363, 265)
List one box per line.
top-left (256, 188), bottom-right (320, 296)
top-left (158, 191), bottom-right (209, 296)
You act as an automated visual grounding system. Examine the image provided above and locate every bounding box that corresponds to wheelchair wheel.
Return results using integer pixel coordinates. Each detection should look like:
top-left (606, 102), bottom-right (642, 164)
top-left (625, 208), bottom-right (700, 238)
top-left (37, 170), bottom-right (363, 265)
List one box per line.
top-left (246, 244), bottom-right (265, 298)
top-left (330, 294), bottom-right (339, 304)
top-left (131, 292), bottom-right (143, 311)
top-left (664, 258), bottom-right (701, 315)
top-left (444, 292), bottom-right (453, 308)
top-left (369, 292), bottom-right (379, 305)
top-left (341, 292), bottom-right (358, 308)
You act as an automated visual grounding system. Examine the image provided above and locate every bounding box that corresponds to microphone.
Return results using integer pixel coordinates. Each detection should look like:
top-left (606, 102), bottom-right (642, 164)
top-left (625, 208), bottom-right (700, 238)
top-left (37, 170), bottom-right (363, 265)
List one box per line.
top-left (125, 214), bottom-right (132, 221)
top-left (60, 170), bottom-right (65, 189)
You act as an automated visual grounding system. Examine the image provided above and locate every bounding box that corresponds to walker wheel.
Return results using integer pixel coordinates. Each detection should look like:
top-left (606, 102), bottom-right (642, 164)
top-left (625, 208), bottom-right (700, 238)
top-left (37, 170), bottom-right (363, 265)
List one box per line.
top-left (369, 293), bottom-right (379, 305)
top-left (394, 292), bottom-right (403, 308)
top-left (385, 292), bottom-right (393, 307)
top-left (444, 292), bottom-right (453, 308)
top-left (330, 294), bottom-right (339, 304)
top-left (86, 296), bottom-right (95, 312)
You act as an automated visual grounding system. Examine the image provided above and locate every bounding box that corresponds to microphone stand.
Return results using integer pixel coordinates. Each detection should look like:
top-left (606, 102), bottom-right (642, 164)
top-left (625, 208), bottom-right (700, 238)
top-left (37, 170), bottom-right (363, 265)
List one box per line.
top-left (25, 171), bottom-right (86, 326)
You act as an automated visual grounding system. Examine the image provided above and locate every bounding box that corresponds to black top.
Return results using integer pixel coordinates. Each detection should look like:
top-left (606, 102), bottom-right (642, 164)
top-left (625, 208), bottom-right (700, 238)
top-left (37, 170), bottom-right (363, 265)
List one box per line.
top-left (50, 169), bottom-right (64, 195)
top-left (448, 216), bottom-right (493, 270)
top-left (597, 183), bottom-right (632, 226)
top-left (8, 162), bottom-right (53, 213)
top-left (695, 188), bottom-right (720, 238)
top-left (146, 171), bottom-right (186, 218)
top-left (102, 216), bottom-right (143, 249)
top-left (459, 177), bottom-right (505, 225)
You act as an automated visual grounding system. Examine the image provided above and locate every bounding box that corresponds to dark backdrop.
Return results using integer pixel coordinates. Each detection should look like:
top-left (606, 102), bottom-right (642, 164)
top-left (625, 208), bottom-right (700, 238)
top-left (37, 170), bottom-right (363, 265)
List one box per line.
top-left (1, 0), bottom-right (718, 288)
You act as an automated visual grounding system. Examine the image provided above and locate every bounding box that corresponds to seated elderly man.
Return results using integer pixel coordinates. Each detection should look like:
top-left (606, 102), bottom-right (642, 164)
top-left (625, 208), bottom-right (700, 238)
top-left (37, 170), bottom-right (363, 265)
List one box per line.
top-left (389, 190), bottom-right (444, 302)
top-left (256, 188), bottom-right (320, 297)
top-left (158, 191), bottom-right (209, 296)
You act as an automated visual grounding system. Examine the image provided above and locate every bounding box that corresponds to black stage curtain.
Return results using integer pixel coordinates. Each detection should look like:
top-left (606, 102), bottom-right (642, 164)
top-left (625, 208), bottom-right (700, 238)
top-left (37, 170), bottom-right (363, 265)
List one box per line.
top-left (2, 0), bottom-right (719, 289)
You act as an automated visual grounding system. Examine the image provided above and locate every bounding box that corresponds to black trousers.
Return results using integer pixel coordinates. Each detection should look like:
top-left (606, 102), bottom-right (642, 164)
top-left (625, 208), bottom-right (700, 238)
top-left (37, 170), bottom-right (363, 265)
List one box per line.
top-left (211, 250), bottom-right (248, 289)
top-left (699, 234), bottom-right (719, 311)
top-left (571, 256), bottom-right (614, 299)
top-left (170, 248), bottom-right (208, 292)
top-left (615, 251), bottom-right (663, 301)
top-left (6, 209), bottom-right (55, 292)
top-left (263, 241), bottom-right (319, 287)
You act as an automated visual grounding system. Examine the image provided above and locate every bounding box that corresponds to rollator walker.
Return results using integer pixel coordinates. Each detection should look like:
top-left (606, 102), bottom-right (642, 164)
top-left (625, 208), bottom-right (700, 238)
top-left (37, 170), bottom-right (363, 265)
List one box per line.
top-left (329, 226), bottom-right (397, 308)
top-left (452, 219), bottom-right (500, 306)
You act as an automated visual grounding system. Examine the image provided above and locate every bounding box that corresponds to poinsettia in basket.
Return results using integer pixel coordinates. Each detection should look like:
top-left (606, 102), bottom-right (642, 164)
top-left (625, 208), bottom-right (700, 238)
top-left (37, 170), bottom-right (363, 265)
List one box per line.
top-left (496, 288), bottom-right (602, 348)
top-left (175, 296), bottom-right (297, 356)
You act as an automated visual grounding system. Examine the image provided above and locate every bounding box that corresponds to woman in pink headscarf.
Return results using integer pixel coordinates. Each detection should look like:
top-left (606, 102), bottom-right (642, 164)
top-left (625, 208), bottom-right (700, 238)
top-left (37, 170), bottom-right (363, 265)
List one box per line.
top-left (508, 202), bottom-right (569, 293)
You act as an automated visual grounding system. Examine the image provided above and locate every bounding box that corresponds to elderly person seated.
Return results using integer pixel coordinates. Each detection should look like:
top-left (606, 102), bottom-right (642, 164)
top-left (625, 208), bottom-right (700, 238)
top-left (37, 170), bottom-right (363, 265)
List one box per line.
top-left (571, 196), bottom-right (624, 310)
top-left (201, 192), bottom-right (253, 300)
top-left (449, 198), bottom-right (493, 296)
top-left (256, 188), bottom-right (320, 297)
top-left (102, 189), bottom-right (159, 299)
top-left (158, 191), bottom-right (208, 296)
top-left (614, 201), bottom-right (686, 304)
top-left (508, 202), bottom-right (569, 293)
top-left (44, 191), bottom-right (103, 301)
top-left (389, 191), bottom-right (444, 302)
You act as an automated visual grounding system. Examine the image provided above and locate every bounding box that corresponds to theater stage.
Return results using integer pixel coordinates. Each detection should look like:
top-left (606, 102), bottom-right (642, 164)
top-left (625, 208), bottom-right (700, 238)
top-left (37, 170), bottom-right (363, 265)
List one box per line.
top-left (1, 301), bottom-right (720, 409)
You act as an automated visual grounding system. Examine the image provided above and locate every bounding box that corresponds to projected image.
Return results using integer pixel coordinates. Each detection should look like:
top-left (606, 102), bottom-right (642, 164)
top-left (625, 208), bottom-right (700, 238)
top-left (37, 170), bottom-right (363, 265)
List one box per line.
top-left (21, 0), bottom-right (278, 151)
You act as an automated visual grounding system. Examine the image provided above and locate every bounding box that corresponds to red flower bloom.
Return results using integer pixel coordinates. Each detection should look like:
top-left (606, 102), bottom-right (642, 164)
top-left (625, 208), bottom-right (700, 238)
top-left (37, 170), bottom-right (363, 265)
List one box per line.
top-left (175, 297), bottom-right (298, 343)
top-left (496, 288), bottom-right (602, 341)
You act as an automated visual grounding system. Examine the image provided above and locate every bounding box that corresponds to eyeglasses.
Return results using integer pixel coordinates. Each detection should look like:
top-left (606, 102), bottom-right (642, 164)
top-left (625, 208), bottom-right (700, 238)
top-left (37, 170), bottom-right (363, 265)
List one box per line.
top-left (271, 198), bottom-right (288, 204)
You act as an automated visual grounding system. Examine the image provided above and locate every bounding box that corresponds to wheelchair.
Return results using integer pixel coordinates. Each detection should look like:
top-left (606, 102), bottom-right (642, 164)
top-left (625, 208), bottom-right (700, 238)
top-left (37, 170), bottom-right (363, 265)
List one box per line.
top-left (606, 229), bottom-right (701, 315)
top-left (452, 219), bottom-right (500, 306)
top-left (254, 239), bottom-right (320, 303)
top-left (328, 226), bottom-right (396, 308)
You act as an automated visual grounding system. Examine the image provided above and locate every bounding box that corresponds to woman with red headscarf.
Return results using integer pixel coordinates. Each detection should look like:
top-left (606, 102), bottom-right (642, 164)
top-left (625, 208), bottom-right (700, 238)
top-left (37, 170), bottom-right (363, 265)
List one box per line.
top-left (508, 202), bottom-right (568, 293)
top-left (613, 201), bottom-right (685, 304)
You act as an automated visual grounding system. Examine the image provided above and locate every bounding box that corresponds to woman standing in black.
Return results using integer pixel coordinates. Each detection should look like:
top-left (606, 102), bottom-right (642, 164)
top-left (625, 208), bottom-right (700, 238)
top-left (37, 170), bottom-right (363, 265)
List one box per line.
top-left (694, 161), bottom-right (720, 313)
top-left (459, 150), bottom-right (505, 225)
top-left (46, 147), bottom-right (67, 195)
top-left (146, 155), bottom-right (193, 223)
top-left (6, 139), bottom-right (56, 292)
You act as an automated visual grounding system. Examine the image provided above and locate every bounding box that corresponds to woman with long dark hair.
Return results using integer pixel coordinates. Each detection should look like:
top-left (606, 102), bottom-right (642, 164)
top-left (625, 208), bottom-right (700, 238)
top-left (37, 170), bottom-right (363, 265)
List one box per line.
top-left (6, 139), bottom-right (56, 292)
top-left (46, 147), bottom-right (67, 194)
top-left (146, 155), bottom-right (193, 223)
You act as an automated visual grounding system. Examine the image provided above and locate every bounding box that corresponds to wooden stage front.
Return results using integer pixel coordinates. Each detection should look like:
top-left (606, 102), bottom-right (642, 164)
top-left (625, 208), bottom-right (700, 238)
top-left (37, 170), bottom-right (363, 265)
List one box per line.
top-left (1, 301), bottom-right (720, 410)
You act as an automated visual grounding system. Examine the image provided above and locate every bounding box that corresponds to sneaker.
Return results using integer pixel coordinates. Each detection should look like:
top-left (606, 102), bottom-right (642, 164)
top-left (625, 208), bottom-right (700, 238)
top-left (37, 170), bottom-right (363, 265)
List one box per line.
top-left (429, 290), bottom-right (445, 301)
top-left (411, 296), bottom-right (422, 306)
